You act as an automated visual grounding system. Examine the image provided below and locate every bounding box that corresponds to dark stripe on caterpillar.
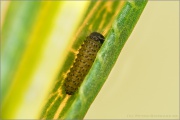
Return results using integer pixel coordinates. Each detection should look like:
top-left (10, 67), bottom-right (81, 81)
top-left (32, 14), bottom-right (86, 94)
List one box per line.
top-left (64, 32), bottom-right (105, 95)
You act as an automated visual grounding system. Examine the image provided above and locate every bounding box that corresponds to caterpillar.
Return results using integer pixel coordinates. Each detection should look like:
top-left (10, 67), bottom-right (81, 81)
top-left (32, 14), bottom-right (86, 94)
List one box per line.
top-left (64, 32), bottom-right (105, 95)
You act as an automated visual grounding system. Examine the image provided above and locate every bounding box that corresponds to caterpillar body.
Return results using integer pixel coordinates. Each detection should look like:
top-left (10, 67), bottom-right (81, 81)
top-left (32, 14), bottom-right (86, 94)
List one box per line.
top-left (64, 32), bottom-right (105, 95)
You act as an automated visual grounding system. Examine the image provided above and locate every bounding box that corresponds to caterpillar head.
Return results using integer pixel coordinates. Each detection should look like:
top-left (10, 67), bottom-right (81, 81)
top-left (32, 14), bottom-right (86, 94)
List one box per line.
top-left (89, 32), bottom-right (105, 44)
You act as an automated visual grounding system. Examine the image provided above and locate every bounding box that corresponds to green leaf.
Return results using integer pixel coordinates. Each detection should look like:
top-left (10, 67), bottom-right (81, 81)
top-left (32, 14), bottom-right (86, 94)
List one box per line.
top-left (40, 0), bottom-right (147, 119)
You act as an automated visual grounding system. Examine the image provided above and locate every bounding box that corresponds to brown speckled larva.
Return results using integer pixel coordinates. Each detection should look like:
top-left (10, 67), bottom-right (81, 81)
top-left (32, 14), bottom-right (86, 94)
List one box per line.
top-left (64, 32), bottom-right (105, 95)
